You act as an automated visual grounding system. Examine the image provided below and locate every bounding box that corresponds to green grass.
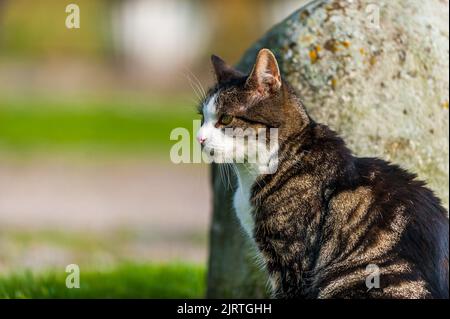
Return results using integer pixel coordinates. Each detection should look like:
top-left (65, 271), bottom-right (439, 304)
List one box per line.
top-left (0, 0), bottom-right (112, 58)
top-left (0, 95), bottom-right (199, 156)
top-left (0, 263), bottom-right (206, 299)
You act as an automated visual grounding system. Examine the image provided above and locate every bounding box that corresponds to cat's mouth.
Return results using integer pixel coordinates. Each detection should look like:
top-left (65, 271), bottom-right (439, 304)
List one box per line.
top-left (201, 145), bottom-right (215, 157)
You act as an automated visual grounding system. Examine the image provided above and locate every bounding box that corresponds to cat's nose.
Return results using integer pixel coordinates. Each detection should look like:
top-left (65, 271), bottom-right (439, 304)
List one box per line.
top-left (197, 136), bottom-right (207, 145)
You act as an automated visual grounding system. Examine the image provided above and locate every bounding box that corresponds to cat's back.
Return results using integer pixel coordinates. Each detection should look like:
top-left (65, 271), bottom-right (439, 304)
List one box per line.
top-left (323, 157), bottom-right (449, 298)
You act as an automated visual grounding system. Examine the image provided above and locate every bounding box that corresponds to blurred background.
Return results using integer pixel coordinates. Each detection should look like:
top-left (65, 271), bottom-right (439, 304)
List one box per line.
top-left (0, 0), bottom-right (305, 297)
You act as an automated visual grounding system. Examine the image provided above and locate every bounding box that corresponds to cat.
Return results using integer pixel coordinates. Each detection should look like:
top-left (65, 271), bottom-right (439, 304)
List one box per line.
top-left (197, 48), bottom-right (449, 299)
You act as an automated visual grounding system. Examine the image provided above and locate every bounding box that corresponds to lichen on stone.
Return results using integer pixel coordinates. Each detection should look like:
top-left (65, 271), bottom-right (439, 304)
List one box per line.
top-left (238, 0), bottom-right (449, 208)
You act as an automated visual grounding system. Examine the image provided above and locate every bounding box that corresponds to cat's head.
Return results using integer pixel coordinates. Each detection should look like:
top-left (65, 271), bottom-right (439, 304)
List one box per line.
top-left (197, 48), bottom-right (309, 170)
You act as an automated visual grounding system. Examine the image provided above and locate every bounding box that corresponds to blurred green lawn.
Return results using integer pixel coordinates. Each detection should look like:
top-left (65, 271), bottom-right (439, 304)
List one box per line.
top-left (0, 263), bottom-right (205, 298)
top-left (0, 219), bottom-right (208, 299)
top-left (0, 95), bottom-right (204, 298)
top-left (0, 95), bottom-right (199, 156)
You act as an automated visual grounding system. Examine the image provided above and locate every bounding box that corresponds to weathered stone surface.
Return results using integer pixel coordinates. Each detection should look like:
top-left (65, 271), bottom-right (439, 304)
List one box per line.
top-left (208, 0), bottom-right (449, 298)
top-left (239, 0), bottom-right (449, 207)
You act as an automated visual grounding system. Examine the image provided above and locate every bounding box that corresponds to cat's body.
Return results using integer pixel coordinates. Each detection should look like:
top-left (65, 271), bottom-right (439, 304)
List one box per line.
top-left (199, 49), bottom-right (449, 299)
top-left (234, 122), bottom-right (448, 298)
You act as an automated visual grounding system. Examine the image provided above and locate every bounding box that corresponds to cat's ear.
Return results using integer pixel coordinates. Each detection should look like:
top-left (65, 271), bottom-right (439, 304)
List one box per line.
top-left (211, 54), bottom-right (243, 84)
top-left (246, 48), bottom-right (281, 96)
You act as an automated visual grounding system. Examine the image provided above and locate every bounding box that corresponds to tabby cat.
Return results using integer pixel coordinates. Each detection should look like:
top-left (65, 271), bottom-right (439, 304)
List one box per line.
top-left (197, 48), bottom-right (449, 299)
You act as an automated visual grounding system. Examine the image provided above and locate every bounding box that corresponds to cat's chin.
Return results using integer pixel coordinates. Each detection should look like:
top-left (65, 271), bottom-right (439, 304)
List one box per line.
top-left (201, 150), bottom-right (232, 164)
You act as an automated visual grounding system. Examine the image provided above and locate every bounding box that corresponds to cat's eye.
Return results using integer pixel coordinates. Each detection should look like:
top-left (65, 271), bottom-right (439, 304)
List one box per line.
top-left (220, 115), bottom-right (233, 126)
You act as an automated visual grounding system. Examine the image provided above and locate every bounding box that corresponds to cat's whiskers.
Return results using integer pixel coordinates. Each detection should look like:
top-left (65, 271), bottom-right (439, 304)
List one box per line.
top-left (183, 68), bottom-right (206, 102)
top-left (218, 164), bottom-right (226, 189)
top-left (185, 74), bottom-right (204, 103)
top-left (219, 164), bottom-right (232, 190)
top-left (223, 163), bottom-right (234, 190)
top-left (186, 68), bottom-right (207, 100)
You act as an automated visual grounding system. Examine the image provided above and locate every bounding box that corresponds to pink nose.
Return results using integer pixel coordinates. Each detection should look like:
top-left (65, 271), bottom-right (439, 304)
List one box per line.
top-left (197, 136), bottom-right (207, 144)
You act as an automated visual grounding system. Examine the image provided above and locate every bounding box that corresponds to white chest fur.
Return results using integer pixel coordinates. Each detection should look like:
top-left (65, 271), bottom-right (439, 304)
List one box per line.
top-left (232, 165), bottom-right (258, 240)
top-left (232, 164), bottom-right (277, 293)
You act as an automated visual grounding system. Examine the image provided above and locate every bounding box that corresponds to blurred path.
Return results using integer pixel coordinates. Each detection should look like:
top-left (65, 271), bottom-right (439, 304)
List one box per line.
top-left (0, 158), bottom-right (212, 270)
top-left (0, 158), bottom-right (210, 231)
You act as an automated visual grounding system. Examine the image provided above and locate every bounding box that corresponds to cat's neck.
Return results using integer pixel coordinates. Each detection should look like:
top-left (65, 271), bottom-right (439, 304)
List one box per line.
top-left (233, 142), bottom-right (279, 191)
top-left (234, 163), bottom-right (260, 191)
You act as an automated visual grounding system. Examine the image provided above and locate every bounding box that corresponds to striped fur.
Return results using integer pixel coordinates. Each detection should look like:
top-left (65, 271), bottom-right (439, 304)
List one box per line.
top-left (204, 49), bottom-right (449, 299)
